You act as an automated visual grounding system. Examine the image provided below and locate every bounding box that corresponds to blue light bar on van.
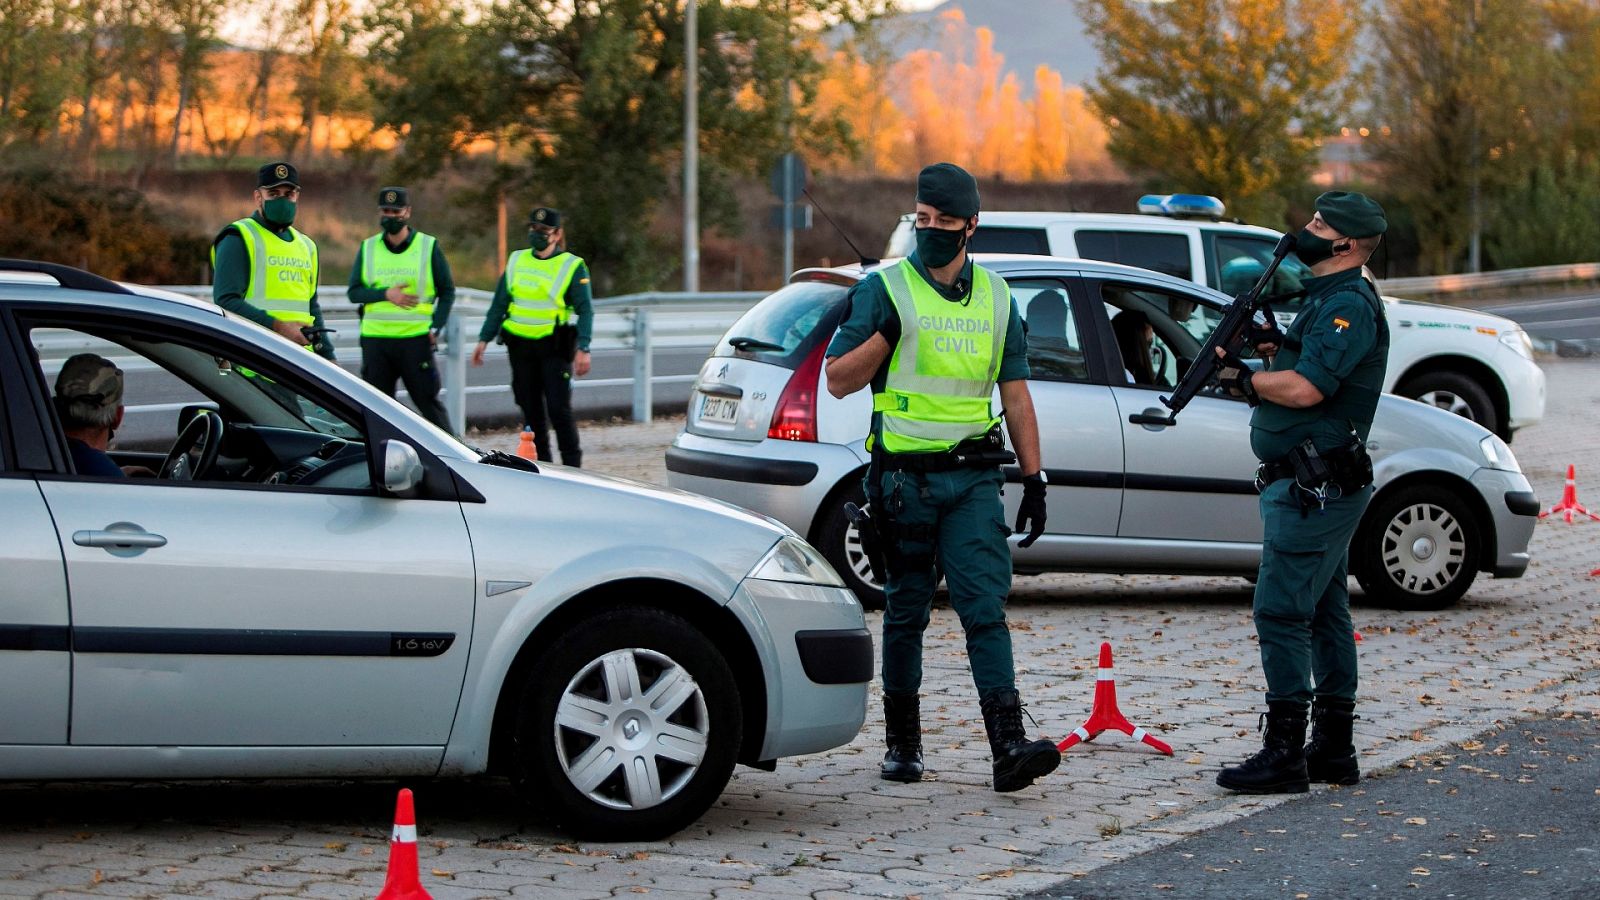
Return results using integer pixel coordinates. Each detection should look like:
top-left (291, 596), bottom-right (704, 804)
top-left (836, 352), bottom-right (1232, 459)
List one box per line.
top-left (1135, 193), bottom-right (1227, 220)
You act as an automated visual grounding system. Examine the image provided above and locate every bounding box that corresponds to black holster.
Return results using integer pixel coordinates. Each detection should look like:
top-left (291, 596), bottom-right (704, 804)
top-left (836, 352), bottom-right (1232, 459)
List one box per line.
top-left (844, 500), bottom-right (888, 585)
top-left (555, 323), bottom-right (579, 362)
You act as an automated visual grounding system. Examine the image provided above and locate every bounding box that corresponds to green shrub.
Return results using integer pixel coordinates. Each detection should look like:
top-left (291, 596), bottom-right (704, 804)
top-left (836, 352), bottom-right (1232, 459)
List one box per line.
top-left (0, 171), bottom-right (210, 283)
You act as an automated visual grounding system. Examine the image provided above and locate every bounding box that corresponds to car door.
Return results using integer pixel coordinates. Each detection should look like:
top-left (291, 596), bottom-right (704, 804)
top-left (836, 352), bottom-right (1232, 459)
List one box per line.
top-left (1088, 278), bottom-right (1263, 550)
top-left (23, 312), bottom-right (476, 749)
top-left (0, 322), bottom-right (70, 745)
top-left (1000, 275), bottom-right (1123, 560)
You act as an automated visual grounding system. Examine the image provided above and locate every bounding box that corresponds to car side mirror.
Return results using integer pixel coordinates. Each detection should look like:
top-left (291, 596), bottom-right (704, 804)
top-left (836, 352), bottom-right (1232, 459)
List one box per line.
top-left (381, 440), bottom-right (424, 495)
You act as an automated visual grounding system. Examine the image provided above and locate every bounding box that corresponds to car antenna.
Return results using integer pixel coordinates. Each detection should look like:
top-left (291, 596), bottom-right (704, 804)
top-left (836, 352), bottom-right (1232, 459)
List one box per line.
top-left (803, 187), bottom-right (879, 267)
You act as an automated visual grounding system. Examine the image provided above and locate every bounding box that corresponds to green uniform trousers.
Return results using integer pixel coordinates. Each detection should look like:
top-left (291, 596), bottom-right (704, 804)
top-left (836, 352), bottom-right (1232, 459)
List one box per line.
top-left (1253, 478), bottom-right (1373, 707)
top-left (877, 465), bottom-right (1015, 698)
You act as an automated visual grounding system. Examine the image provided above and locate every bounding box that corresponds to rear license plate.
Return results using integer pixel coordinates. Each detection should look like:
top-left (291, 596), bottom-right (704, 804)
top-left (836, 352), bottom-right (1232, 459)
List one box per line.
top-left (700, 394), bottom-right (739, 424)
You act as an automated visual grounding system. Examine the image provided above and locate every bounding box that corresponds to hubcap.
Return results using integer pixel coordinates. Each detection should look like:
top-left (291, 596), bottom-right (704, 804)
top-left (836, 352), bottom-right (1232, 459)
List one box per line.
top-left (1382, 502), bottom-right (1466, 596)
top-left (1415, 390), bottom-right (1476, 421)
top-left (554, 647), bottom-right (710, 811)
top-left (843, 519), bottom-right (883, 590)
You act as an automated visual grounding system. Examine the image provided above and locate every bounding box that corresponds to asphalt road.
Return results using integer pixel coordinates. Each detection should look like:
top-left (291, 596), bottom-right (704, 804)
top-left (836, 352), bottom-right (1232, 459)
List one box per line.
top-left (112, 344), bottom-right (712, 448)
top-left (1031, 712), bottom-right (1600, 899)
top-left (1481, 293), bottom-right (1600, 349)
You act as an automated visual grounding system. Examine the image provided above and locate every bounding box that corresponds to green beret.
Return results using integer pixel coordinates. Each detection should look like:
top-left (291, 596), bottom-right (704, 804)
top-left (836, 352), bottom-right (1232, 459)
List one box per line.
top-left (1315, 191), bottom-right (1387, 238)
top-left (916, 162), bottom-right (980, 218)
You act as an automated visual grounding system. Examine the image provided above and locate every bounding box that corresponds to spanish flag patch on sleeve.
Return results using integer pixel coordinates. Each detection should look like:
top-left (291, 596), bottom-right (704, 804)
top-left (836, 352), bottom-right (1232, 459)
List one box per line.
top-left (1333, 317), bottom-right (1350, 333)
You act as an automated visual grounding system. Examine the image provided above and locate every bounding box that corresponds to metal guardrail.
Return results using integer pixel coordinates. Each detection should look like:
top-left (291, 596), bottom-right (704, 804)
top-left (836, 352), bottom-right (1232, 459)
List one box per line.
top-left (42, 285), bottom-right (769, 433)
top-left (1382, 262), bottom-right (1600, 298)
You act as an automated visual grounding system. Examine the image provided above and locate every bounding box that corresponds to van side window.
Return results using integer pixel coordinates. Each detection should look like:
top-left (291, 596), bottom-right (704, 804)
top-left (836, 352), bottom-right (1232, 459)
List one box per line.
top-left (970, 227), bottom-right (1050, 255)
top-left (1213, 234), bottom-right (1312, 315)
top-left (1074, 230), bottom-right (1192, 281)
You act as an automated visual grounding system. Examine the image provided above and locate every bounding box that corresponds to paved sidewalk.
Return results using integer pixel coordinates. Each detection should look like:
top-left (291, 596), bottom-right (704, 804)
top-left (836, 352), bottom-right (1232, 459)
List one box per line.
top-left (3, 360), bottom-right (1598, 900)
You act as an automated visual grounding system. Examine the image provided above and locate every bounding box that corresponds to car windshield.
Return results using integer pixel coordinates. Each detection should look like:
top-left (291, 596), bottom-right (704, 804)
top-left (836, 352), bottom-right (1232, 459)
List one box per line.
top-left (713, 281), bottom-right (849, 369)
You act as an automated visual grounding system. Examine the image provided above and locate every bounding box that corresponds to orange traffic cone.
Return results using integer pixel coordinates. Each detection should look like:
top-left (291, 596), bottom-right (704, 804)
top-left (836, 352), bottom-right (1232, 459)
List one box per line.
top-left (1056, 642), bottom-right (1173, 756)
top-left (375, 788), bottom-right (432, 900)
top-left (515, 430), bottom-right (537, 461)
top-left (1539, 465), bottom-right (1600, 524)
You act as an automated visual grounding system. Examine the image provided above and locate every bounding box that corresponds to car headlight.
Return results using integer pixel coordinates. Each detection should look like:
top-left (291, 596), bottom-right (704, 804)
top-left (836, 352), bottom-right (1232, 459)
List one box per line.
top-left (1479, 434), bottom-right (1521, 473)
top-left (1498, 328), bottom-right (1533, 361)
top-left (749, 536), bottom-right (845, 588)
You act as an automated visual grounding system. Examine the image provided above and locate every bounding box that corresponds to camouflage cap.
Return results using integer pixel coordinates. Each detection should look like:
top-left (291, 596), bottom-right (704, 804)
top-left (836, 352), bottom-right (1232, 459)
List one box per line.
top-left (55, 353), bottom-right (124, 416)
top-left (916, 162), bottom-right (980, 219)
top-left (1315, 191), bottom-right (1387, 238)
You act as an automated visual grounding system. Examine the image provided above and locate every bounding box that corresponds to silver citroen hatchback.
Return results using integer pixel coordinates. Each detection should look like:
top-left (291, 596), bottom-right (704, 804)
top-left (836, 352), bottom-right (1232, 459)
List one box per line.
top-left (667, 255), bottom-right (1539, 611)
top-left (0, 260), bottom-right (869, 841)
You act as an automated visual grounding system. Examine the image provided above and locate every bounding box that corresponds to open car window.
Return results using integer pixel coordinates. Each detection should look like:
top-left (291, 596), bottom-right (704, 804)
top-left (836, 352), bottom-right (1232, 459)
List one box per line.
top-left (27, 323), bottom-right (371, 490)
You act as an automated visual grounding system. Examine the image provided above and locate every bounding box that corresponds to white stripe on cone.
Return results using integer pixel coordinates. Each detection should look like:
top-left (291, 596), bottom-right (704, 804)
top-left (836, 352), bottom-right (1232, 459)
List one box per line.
top-left (1097, 669), bottom-right (1116, 681)
top-left (392, 824), bottom-right (417, 843)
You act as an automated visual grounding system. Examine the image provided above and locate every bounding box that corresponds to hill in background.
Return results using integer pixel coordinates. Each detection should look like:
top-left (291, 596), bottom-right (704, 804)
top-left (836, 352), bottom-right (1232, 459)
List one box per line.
top-left (895, 0), bottom-right (1101, 88)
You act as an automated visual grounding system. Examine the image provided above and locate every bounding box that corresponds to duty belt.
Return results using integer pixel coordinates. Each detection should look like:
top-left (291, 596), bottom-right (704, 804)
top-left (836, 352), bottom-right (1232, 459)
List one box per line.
top-left (880, 441), bottom-right (1017, 473)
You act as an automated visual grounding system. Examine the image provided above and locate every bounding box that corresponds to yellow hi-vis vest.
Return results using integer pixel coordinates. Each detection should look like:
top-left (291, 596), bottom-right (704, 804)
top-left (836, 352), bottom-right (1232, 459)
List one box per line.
top-left (502, 249), bottom-right (582, 339)
top-left (872, 259), bottom-right (1009, 454)
top-left (211, 217), bottom-right (318, 324)
top-left (358, 231), bottom-right (436, 338)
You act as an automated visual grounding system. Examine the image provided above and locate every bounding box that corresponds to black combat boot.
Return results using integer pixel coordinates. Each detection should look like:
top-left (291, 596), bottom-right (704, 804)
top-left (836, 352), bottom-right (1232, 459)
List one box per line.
top-left (880, 692), bottom-right (924, 783)
top-left (1305, 697), bottom-right (1360, 785)
top-left (1216, 700), bottom-right (1311, 794)
top-left (979, 689), bottom-right (1062, 793)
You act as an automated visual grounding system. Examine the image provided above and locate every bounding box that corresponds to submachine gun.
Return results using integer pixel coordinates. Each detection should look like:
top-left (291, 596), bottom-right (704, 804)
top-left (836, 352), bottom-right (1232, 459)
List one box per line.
top-left (1127, 231), bottom-right (1298, 428)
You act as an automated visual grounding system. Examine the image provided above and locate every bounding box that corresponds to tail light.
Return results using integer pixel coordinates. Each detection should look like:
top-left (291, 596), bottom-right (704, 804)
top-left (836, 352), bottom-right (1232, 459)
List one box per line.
top-left (767, 340), bottom-right (826, 442)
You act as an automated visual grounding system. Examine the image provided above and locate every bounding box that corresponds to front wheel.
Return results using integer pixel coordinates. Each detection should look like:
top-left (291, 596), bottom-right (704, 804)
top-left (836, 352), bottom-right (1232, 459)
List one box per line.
top-left (511, 607), bottom-right (741, 840)
top-left (1353, 484), bottom-right (1481, 610)
top-left (1397, 370), bottom-right (1500, 436)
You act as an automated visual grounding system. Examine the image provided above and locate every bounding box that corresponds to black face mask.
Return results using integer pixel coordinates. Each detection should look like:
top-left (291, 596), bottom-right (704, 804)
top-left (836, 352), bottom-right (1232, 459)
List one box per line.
top-left (915, 224), bottom-right (969, 269)
top-left (529, 231), bottom-right (553, 252)
top-left (1294, 229), bottom-right (1349, 268)
top-left (380, 216), bottom-right (408, 235)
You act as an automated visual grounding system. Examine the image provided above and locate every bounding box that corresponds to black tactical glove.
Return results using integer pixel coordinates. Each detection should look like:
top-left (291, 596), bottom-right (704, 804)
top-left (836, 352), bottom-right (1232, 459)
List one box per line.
top-left (1216, 349), bottom-right (1259, 406)
top-left (1015, 472), bottom-right (1047, 548)
top-left (1247, 317), bottom-right (1285, 354)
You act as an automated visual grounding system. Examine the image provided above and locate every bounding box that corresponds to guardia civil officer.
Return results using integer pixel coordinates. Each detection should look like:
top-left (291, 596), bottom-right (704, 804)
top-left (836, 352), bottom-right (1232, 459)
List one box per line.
top-left (346, 186), bottom-right (455, 433)
top-left (825, 162), bottom-right (1059, 793)
top-left (211, 162), bottom-right (335, 359)
top-left (1213, 191), bottom-right (1389, 794)
top-left (472, 207), bottom-right (593, 466)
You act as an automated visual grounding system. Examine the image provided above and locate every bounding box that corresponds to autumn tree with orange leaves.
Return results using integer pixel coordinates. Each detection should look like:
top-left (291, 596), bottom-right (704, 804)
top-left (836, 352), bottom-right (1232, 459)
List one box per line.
top-left (1077, 0), bottom-right (1362, 224)
top-left (813, 10), bottom-right (1113, 181)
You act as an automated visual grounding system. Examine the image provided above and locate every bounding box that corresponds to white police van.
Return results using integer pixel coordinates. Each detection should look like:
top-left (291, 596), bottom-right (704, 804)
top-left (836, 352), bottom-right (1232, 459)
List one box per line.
top-left (886, 194), bottom-right (1546, 440)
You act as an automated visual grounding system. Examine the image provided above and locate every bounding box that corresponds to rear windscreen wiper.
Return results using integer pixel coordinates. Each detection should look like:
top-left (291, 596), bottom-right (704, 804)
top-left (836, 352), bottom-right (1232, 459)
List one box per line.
top-left (726, 335), bottom-right (785, 352)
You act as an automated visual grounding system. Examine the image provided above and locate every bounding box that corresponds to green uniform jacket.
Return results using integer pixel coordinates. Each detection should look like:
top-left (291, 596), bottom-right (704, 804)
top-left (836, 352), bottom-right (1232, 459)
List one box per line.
top-left (1249, 267), bottom-right (1389, 463)
top-left (346, 230), bottom-right (457, 333)
top-left (211, 212), bottom-right (335, 360)
top-left (477, 257), bottom-right (595, 351)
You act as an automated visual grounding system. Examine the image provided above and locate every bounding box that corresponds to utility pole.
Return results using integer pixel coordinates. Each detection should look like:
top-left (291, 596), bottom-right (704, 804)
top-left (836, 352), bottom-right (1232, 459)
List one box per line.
top-left (683, 0), bottom-right (700, 292)
top-left (781, 0), bottom-right (794, 281)
top-left (1466, 0), bottom-right (1483, 273)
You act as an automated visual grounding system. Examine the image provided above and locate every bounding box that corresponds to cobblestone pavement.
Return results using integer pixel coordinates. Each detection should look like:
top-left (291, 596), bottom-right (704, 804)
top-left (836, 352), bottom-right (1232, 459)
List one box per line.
top-left (4, 360), bottom-right (1598, 900)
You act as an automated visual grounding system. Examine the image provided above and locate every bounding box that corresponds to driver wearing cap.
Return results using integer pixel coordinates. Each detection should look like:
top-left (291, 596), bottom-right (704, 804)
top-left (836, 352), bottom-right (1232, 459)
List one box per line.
top-left (54, 353), bottom-right (151, 478)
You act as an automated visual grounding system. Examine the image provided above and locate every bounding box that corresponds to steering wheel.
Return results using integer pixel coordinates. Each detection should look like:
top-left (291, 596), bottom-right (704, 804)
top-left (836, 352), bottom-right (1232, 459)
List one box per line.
top-left (1149, 343), bottom-right (1170, 380)
top-left (160, 410), bottom-right (224, 481)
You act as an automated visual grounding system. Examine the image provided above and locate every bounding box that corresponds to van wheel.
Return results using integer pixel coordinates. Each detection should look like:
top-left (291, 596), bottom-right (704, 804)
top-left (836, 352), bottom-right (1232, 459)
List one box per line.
top-left (1353, 484), bottom-right (1480, 610)
top-left (817, 482), bottom-right (886, 611)
top-left (512, 607), bottom-right (741, 840)
top-left (1398, 371), bottom-right (1499, 436)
